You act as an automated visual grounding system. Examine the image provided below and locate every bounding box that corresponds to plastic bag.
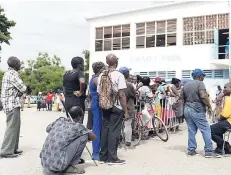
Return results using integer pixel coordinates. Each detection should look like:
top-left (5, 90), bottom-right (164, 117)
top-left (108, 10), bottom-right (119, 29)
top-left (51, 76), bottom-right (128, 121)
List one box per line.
top-left (141, 106), bottom-right (152, 125)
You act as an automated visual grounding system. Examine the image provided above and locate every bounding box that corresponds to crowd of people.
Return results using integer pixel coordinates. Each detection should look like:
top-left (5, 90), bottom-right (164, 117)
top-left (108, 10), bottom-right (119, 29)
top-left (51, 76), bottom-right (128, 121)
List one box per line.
top-left (0, 54), bottom-right (230, 174)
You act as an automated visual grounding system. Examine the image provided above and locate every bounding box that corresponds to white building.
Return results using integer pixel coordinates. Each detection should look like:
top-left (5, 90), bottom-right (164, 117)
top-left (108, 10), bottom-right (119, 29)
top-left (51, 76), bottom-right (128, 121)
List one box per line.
top-left (86, 1), bottom-right (230, 96)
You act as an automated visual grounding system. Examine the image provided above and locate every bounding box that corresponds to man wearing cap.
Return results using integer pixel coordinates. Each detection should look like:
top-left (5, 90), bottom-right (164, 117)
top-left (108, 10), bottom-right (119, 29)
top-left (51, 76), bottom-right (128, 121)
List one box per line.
top-left (119, 67), bottom-right (136, 148)
top-left (182, 69), bottom-right (220, 158)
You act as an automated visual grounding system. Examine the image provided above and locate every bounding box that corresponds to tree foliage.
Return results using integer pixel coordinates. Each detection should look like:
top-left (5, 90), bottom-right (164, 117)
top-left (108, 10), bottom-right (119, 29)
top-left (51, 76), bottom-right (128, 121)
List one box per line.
top-left (0, 7), bottom-right (16, 51)
top-left (20, 53), bottom-right (65, 95)
top-left (83, 50), bottom-right (90, 83)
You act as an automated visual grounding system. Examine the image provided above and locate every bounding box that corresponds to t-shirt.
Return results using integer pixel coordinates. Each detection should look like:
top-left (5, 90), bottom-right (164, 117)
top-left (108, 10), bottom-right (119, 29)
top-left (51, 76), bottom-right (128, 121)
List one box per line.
top-left (97, 70), bottom-right (127, 110)
top-left (63, 70), bottom-right (85, 96)
top-left (46, 93), bottom-right (54, 102)
top-left (221, 95), bottom-right (231, 123)
top-left (139, 86), bottom-right (153, 100)
top-left (183, 80), bottom-right (206, 112)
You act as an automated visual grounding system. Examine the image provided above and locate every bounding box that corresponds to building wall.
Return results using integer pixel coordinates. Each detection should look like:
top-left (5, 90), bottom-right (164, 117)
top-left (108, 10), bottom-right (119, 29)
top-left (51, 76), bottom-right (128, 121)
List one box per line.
top-left (88, 1), bottom-right (230, 91)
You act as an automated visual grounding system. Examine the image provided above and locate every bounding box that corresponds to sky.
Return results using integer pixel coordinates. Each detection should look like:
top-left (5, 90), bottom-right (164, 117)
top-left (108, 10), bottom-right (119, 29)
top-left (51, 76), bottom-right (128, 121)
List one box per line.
top-left (0, 1), bottom-right (169, 70)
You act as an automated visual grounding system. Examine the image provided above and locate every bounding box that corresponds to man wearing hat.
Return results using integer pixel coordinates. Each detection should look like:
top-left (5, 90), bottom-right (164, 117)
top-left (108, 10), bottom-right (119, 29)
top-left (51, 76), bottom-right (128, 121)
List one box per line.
top-left (119, 67), bottom-right (136, 148)
top-left (182, 69), bottom-right (220, 158)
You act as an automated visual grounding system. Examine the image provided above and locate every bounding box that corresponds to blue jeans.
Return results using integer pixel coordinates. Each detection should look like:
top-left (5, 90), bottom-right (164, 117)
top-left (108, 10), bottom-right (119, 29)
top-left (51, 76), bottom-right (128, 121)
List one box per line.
top-left (184, 106), bottom-right (213, 153)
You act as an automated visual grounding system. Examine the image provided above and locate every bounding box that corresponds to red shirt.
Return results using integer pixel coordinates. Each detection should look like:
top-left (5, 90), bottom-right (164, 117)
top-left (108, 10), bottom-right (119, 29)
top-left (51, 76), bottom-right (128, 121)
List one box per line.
top-left (46, 93), bottom-right (54, 102)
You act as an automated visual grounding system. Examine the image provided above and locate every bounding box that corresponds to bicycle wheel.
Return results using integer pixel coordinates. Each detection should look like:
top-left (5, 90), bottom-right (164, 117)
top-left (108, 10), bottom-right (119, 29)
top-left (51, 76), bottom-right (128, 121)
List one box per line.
top-left (152, 116), bottom-right (169, 142)
top-left (132, 117), bottom-right (142, 146)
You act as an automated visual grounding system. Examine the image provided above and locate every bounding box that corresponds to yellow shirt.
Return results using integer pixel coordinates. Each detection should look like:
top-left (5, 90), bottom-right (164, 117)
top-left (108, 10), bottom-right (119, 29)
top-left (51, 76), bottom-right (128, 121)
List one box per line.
top-left (221, 95), bottom-right (231, 123)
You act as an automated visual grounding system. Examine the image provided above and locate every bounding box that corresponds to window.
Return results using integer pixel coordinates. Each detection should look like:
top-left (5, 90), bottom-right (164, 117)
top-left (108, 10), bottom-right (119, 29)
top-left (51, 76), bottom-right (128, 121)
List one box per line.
top-left (95, 24), bottom-right (130, 51)
top-left (183, 13), bottom-right (229, 45)
top-left (214, 70), bottom-right (224, 78)
top-left (182, 69), bottom-right (229, 79)
top-left (203, 70), bottom-right (212, 78)
top-left (149, 71), bottom-right (157, 79)
top-left (136, 19), bottom-right (177, 48)
top-left (182, 70), bottom-right (192, 79)
top-left (135, 71), bottom-right (175, 80)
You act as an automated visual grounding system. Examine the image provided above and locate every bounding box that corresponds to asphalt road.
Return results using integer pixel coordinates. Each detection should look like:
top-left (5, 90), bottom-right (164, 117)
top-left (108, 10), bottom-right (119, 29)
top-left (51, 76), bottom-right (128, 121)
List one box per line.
top-left (0, 108), bottom-right (231, 175)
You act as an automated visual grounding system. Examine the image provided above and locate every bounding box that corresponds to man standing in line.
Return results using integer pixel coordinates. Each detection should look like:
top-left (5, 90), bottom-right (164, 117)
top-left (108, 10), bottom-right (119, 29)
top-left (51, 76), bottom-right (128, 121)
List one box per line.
top-left (119, 67), bottom-right (136, 148)
top-left (63, 57), bottom-right (86, 116)
top-left (182, 69), bottom-right (220, 158)
top-left (97, 54), bottom-right (128, 165)
top-left (0, 56), bottom-right (27, 158)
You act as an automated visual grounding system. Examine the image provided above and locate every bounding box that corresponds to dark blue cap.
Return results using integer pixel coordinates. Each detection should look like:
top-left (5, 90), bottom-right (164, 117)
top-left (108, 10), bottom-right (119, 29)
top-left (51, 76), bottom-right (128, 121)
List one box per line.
top-left (192, 69), bottom-right (206, 77)
top-left (119, 67), bottom-right (131, 73)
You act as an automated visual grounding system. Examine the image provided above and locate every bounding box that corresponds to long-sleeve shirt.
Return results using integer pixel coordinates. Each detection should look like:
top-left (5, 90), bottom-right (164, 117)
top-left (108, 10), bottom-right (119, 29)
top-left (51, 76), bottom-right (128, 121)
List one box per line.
top-left (1, 68), bottom-right (27, 113)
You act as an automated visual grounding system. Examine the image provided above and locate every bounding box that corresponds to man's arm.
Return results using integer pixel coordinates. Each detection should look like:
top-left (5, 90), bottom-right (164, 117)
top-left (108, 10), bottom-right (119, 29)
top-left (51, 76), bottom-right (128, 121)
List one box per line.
top-left (12, 72), bottom-right (27, 93)
top-left (118, 74), bottom-right (128, 118)
top-left (78, 71), bottom-right (86, 94)
top-left (200, 90), bottom-right (212, 109)
top-left (118, 89), bottom-right (128, 117)
top-left (199, 82), bottom-right (212, 109)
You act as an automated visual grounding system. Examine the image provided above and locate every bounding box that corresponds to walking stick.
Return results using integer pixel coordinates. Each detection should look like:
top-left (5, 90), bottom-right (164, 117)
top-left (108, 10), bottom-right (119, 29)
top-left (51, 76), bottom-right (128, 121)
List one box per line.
top-left (61, 100), bottom-right (98, 166)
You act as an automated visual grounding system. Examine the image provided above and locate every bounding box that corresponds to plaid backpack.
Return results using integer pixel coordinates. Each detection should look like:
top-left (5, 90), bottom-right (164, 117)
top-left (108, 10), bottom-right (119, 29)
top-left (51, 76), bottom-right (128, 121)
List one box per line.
top-left (98, 69), bottom-right (116, 110)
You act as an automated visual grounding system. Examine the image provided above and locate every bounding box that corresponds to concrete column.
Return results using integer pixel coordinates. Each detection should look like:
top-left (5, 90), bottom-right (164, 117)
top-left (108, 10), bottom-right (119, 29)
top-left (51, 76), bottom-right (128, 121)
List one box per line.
top-left (177, 17), bottom-right (183, 47)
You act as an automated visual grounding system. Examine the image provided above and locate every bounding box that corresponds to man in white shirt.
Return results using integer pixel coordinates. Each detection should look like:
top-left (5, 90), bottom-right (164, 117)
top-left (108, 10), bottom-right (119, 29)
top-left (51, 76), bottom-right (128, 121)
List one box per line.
top-left (97, 54), bottom-right (128, 165)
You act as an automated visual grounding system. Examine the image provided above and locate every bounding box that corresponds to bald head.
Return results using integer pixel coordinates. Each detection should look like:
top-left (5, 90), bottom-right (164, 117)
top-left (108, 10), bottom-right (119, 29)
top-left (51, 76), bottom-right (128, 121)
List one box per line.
top-left (223, 82), bottom-right (231, 96)
top-left (106, 53), bottom-right (118, 67)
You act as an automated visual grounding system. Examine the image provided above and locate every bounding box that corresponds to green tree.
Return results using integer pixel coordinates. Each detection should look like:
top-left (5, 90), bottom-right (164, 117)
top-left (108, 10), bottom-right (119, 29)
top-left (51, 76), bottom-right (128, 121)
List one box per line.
top-left (20, 53), bottom-right (65, 95)
top-left (0, 7), bottom-right (16, 52)
top-left (0, 69), bottom-right (4, 90)
top-left (83, 50), bottom-right (90, 83)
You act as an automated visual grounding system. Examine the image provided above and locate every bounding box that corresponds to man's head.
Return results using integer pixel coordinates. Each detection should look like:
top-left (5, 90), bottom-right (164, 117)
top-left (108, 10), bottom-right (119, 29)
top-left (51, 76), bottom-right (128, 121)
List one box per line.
top-left (92, 61), bottom-right (105, 74)
top-left (132, 75), bottom-right (137, 84)
top-left (141, 76), bottom-right (151, 86)
top-left (217, 85), bottom-right (222, 91)
top-left (191, 69), bottom-right (206, 81)
top-left (171, 78), bottom-right (181, 88)
top-left (7, 56), bottom-right (21, 71)
top-left (223, 82), bottom-right (231, 96)
top-left (136, 75), bottom-right (142, 83)
top-left (119, 67), bottom-right (131, 79)
top-left (71, 57), bottom-right (84, 71)
top-left (106, 54), bottom-right (118, 68)
top-left (69, 106), bottom-right (84, 123)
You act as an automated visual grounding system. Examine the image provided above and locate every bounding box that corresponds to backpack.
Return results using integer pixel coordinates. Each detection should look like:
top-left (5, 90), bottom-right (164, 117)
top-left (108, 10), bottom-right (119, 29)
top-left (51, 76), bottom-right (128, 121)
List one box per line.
top-left (98, 69), bottom-right (116, 110)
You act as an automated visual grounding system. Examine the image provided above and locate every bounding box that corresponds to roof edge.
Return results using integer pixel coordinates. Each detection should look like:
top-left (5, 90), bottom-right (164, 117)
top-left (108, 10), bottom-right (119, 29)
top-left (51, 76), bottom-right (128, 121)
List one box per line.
top-left (85, 1), bottom-right (195, 21)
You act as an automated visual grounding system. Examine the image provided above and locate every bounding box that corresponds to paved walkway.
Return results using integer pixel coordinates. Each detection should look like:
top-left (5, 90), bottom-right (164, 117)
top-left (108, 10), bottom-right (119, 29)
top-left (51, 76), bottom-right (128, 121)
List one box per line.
top-left (0, 108), bottom-right (231, 175)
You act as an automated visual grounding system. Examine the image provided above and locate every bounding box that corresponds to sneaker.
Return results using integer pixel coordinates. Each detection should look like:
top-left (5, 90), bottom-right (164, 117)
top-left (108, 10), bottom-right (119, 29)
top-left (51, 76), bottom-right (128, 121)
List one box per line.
top-left (108, 159), bottom-right (126, 165)
top-left (14, 150), bottom-right (23, 155)
top-left (205, 152), bottom-right (221, 158)
top-left (214, 147), bottom-right (222, 154)
top-left (187, 150), bottom-right (199, 156)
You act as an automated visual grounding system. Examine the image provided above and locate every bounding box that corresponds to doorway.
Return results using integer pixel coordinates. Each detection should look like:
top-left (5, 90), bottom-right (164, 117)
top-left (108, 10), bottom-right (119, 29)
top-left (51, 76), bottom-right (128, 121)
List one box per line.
top-left (218, 28), bottom-right (229, 59)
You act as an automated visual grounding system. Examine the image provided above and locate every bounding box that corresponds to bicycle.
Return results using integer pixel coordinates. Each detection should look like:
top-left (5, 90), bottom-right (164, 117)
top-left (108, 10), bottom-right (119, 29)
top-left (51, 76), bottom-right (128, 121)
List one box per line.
top-left (137, 100), bottom-right (169, 142)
